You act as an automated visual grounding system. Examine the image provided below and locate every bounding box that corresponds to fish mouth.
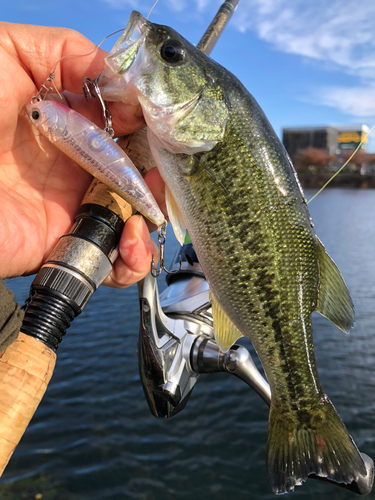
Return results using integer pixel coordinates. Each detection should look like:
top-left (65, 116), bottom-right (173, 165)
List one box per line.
top-left (98, 11), bottom-right (153, 103)
top-left (105, 11), bottom-right (148, 75)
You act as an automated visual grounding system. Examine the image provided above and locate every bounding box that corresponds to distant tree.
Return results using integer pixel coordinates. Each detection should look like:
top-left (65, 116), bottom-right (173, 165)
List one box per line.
top-left (293, 148), bottom-right (335, 172)
top-left (342, 150), bottom-right (375, 170)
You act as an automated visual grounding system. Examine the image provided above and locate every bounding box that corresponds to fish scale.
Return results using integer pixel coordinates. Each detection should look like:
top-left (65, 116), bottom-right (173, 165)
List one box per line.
top-left (188, 117), bottom-right (320, 403)
top-left (98, 10), bottom-right (365, 494)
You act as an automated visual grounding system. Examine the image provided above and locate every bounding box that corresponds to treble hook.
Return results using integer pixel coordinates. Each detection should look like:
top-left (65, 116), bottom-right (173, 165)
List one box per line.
top-left (151, 224), bottom-right (182, 278)
top-left (83, 77), bottom-right (114, 137)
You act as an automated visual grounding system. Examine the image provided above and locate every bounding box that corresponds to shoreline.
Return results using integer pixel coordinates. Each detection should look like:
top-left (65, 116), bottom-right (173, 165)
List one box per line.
top-left (297, 172), bottom-right (375, 189)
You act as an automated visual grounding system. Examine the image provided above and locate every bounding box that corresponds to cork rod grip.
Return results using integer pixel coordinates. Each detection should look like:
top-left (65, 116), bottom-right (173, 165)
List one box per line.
top-left (0, 333), bottom-right (56, 475)
top-left (0, 180), bottom-right (133, 476)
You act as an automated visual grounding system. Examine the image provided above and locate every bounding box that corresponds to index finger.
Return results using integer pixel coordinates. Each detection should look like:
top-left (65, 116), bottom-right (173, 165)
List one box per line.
top-left (2, 22), bottom-right (108, 94)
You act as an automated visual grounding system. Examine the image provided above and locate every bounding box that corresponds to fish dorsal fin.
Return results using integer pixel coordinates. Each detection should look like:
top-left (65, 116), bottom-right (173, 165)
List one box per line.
top-left (165, 186), bottom-right (187, 246)
top-left (315, 238), bottom-right (355, 333)
top-left (211, 292), bottom-right (243, 352)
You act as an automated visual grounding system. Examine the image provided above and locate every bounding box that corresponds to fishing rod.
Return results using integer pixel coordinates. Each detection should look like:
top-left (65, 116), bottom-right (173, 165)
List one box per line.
top-left (197, 0), bottom-right (240, 55)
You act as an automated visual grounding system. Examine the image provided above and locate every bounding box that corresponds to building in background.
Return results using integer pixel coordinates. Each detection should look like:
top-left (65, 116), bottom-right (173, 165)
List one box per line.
top-left (282, 125), bottom-right (375, 187)
top-left (282, 125), bottom-right (369, 161)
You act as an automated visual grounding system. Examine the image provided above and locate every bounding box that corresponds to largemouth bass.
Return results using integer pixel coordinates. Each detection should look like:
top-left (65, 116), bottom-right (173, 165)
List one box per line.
top-left (99, 12), bottom-right (366, 494)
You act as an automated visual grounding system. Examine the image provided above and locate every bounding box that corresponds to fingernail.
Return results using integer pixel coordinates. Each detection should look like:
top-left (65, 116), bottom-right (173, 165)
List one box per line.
top-left (135, 216), bottom-right (148, 236)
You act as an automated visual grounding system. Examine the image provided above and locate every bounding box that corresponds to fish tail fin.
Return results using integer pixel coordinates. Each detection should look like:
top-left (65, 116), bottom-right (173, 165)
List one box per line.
top-left (266, 397), bottom-right (366, 495)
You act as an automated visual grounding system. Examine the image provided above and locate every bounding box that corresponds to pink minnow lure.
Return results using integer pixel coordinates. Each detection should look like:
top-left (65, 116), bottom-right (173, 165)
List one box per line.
top-left (26, 100), bottom-right (165, 227)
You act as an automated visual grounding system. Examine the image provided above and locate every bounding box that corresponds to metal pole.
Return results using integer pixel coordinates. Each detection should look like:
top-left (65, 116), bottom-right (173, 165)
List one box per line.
top-left (197, 1), bottom-right (241, 55)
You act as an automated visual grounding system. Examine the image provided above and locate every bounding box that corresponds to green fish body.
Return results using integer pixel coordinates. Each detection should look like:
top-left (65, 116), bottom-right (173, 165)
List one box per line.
top-left (99, 12), bottom-right (366, 494)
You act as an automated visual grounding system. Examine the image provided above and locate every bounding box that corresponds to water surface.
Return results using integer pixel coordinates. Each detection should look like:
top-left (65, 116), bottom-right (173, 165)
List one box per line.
top-left (2, 188), bottom-right (375, 499)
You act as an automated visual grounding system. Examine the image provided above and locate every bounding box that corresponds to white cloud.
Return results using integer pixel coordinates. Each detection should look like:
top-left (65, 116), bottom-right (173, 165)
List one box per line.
top-left (236, 0), bottom-right (375, 76)
top-left (235, 0), bottom-right (375, 119)
top-left (317, 85), bottom-right (375, 118)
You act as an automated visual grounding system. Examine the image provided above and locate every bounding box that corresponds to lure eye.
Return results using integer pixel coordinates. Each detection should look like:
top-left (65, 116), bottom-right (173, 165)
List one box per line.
top-left (31, 109), bottom-right (40, 120)
top-left (160, 40), bottom-right (184, 64)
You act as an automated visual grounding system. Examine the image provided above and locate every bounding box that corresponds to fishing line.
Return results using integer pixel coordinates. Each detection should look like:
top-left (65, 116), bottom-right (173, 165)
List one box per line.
top-left (32, 28), bottom-right (125, 102)
top-left (147, 0), bottom-right (159, 19)
top-left (54, 28), bottom-right (126, 72)
top-left (35, 0), bottom-right (161, 97)
top-left (307, 123), bottom-right (375, 204)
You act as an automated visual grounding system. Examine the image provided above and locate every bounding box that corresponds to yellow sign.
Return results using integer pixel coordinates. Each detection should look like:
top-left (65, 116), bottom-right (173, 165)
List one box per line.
top-left (338, 131), bottom-right (367, 144)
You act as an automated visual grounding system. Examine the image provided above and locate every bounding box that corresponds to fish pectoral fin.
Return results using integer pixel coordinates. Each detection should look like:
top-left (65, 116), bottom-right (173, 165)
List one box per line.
top-left (315, 238), bottom-right (355, 333)
top-left (165, 186), bottom-right (187, 246)
top-left (171, 86), bottom-right (229, 152)
top-left (211, 292), bottom-right (243, 352)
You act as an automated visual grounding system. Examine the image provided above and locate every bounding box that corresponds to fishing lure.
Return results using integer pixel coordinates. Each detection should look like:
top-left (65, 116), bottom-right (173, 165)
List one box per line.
top-left (26, 99), bottom-right (165, 227)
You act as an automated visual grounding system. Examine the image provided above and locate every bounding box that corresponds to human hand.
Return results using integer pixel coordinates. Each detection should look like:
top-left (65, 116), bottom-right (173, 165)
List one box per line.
top-left (0, 22), bottom-right (166, 287)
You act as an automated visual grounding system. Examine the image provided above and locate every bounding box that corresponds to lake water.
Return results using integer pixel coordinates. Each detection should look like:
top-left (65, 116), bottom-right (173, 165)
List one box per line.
top-left (1, 188), bottom-right (375, 500)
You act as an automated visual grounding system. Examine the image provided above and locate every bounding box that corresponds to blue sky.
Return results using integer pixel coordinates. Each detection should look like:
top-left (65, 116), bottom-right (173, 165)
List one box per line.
top-left (4, 0), bottom-right (375, 151)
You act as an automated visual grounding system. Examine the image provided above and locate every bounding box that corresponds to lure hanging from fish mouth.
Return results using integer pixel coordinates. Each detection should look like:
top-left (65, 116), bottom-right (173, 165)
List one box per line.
top-left (27, 69), bottom-right (166, 228)
top-left (28, 31), bottom-right (182, 269)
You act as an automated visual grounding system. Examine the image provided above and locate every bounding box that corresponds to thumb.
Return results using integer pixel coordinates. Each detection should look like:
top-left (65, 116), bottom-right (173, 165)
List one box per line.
top-left (107, 101), bottom-right (146, 136)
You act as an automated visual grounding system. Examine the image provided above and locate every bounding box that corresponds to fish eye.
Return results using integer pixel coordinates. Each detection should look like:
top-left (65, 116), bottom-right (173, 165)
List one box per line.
top-left (160, 40), bottom-right (184, 64)
top-left (32, 109), bottom-right (40, 120)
